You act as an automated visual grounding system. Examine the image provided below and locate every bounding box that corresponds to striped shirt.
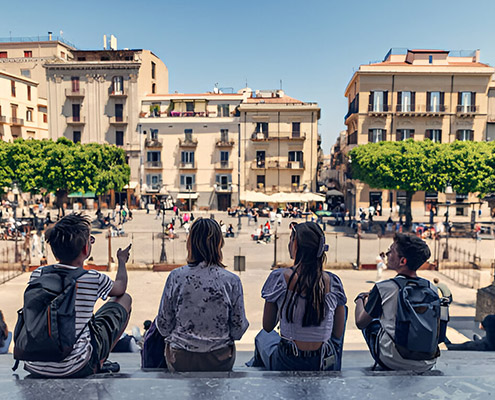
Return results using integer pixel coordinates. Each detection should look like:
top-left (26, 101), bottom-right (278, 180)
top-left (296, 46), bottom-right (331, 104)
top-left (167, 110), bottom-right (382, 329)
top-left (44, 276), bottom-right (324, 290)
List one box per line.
top-left (25, 264), bottom-right (114, 377)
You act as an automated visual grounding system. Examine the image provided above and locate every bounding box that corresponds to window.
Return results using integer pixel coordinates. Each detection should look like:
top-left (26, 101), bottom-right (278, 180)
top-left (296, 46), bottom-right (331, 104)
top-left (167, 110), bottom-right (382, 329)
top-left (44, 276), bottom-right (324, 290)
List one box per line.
top-left (181, 151), bottom-right (195, 165)
top-left (456, 129), bottom-right (473, 141)
top-left (288, 151), bottom-right (303, 162)
top-left (186, 102), bottom-right (194, 112)
top-left (292, 122), bottom-right (301, 138)
top-left (184, 129), bottom-right (193, 141)
top-left (146, 174), bottom-right (162, 190)
top-left (397, 91), bottom-right (415, 112)
top-left (215, 174), bottom-right (232, 190)
top-left (72, 104), bottom-right (81, 121)
top-left (427, 91), bottom-right (444, 112)
top-left (115, 104), bottom-right (123, 121)
top-left (73, 131), bottom-right (81, 143)
top-left (112, 76), bottom-right (124, 94)
top-left (429, 55), bottom-right (433, 64)
top-left (24, 51), bottom-right (32, 58)
top-left (256, 175), bottom-right (265, 189)
top-left (256, 150), bottom-right (266, 168)
top-left (150, 128), bottom-right (158, 140)
top-left (147, 151), bottom-right (161, 162)
top-left (26, 108), bottom-right (33, 122)
top-left (396, 129), bottom-right (414, 141)
top-left (425, 129), bottom-right (441, 143)
top-left (220, 151), bottom-right (229, 166)
top-left (43, 113), bottom-right (47, 123)
top-left (458, 91), bottom-right (476, 112)
top-left (71, 77), bottom-right (80, 92)
top-left (0, 52), bottom-right (7, 58)
top-left (27, 86), bottom-right (31, 101)
top-left (11, 81), bottom-right (16, 97)
top-left (100, 56), bottom-right (110, 61)
top-left (368, 129), bottom-right (386, 143)
top-left (291, 175), bottom-right (300, 190)
top-left (218, 104), bottom-right (229, 117)
top-left (220, 129), bottom-right (229, 142)
top-left (61, 51), bottom-right (65, 59)
top-left (180, 174), bottom-right (195, 190)
top-left (152, 83), bottom-right (156, 94)
top-left (11, 104), bottom-right (17, 119)
top-left (255, 122), bottom-right (268, 138)
top-left (21, 69), bottom-right (31, 78)
top-left (116, 131), bottom-right (124, 146)
top-left (77, 57), bottom-right (86, 61)
top-left (369, 91), bottom-right (388, 112)
top-left (151, 61), bottom-right (156, 79)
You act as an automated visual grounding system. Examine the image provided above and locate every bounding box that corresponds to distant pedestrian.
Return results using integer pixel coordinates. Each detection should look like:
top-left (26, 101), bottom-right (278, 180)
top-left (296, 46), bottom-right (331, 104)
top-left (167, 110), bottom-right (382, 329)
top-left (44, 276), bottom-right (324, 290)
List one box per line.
top-left (375, 252), bottom-right (386, 281)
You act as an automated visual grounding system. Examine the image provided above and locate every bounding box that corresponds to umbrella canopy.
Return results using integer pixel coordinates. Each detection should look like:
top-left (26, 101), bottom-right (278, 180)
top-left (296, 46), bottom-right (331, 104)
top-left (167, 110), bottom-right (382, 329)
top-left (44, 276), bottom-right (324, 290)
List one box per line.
top-left (240, 191), bottom-right (272, 203)
top-left (326, 189), bottom-right (344, 197)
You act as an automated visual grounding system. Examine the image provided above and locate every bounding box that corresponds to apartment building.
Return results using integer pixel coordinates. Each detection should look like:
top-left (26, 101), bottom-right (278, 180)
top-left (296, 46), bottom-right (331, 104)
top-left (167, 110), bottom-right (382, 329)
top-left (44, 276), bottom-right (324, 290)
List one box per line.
top-left (0, 35), bottom-right (75, 98)
top-left (0, 71), bottom-right (48, 141)
top-left (339, 48), bottom-right (494, 218)
top-left (138, 89), bottom-right (320, 210)
top-left (45, 48), bottom-right (168, 206)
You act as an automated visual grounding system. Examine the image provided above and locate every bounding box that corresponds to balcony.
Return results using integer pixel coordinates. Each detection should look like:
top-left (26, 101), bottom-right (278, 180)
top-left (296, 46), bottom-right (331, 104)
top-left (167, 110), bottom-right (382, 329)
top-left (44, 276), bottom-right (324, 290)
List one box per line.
top-left (66, 116), bottom-right (85, 125)
top-left (179, 184), bottom-right (197, 192)
top-left (215, 184), bottom-right (233, 193)
top-left (145, 161), bottom-right (163, 169)
top-left (0, 116), bottom-right (7, 124)
top-left (280, 132), bottom-right (306, 141)
top-left (179, 162), bottom-right (196, 169)
top-left (368, 104), bottom-right (390, 116)
top-left (65, 88), bottom-right (85, 98)
top-left (10, 117), bottom-right (24, 126)
top-left (456, 105), bottom-right (478, 116)
top-left (214, 161), bottom-right (234, 170)
top-left (284, 161), bottom-right (305, 170)
top-left (178, 138), bottom-right (198, 147)
top-left (215, 139), bottom-right (235, 147)
top-left (395, 104), bottom-right (447, 116)
top-left (109, 116), bottom-right (128, 125)
top-left (145, 138), bottom-right (162, 148)
top-left (169, 111), bottom-right (207, 117)
top-left (109, 90), bottom-right (127, 98)
top-left (250, 132), bottom-right (271, 141)
top-left (251, 160), bottom-right (266, 169)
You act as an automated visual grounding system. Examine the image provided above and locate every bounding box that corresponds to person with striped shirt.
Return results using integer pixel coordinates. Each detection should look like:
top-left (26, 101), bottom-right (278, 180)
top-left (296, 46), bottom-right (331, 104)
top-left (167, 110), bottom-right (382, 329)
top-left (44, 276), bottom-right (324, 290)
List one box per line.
top-left (23, 213), bottom-right (132, 378)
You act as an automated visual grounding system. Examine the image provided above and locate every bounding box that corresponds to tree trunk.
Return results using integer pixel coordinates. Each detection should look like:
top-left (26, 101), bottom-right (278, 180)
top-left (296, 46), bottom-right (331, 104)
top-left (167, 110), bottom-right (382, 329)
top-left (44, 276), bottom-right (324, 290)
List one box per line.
top-left (55, 189), bottom-right (67, 218)
top-left (404, 191), bottom-right (414, 231)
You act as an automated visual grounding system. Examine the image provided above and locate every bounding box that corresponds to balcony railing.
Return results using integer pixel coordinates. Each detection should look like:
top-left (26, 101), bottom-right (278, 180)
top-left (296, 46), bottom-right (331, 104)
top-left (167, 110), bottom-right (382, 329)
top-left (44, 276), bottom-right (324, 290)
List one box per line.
top-left (109, 116), bottom-right (128, 125)
top-left (179, 162), bottom-right (196, 169)
top-left (66, 116), bottom-right (84, 125)
top-left (215, 184), bottom-right (232, 192)
top-left (285, 161), bottom-right (305, 169)
top-left (10, 117), bottom-right (24, 126)
top-left (169, 111), bottom-right (207, 117)
top-left (251, 132), bottom-right (270, 141)
top-left (368, 104), bottom-right (390, 114)
top-left (178, 138), bottom-right (198, 147)
top-left (65, 88), bottom-right (85, 97)
top-left (179, 184), bottom-right (197, 192)
top-left (145, 138), bottom-right (162, 148)
top-left (251, 160), bottom-right (266, 169)
top-left (215, 161), bottom-right (234, 170)
top-left (109, 90), bottom-right (127, 98)
top-left (145, 161), bottom-right (163, 169)
top-left (456, 105), bottom-right (478, 114)
top-left (395, 104), bottom-right (448, 115)
top-left (0, 116), bottom-right (7, 124)
top-left (215, 139), bottom-right (235, 147)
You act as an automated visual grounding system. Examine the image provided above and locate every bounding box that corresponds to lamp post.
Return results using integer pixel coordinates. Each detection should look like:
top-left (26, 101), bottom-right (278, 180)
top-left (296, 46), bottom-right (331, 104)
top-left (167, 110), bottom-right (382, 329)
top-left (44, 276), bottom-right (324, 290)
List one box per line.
top-left (159, 200), bottom-right (167, 263)
top-left (443, 201), bottom-right (451, 260)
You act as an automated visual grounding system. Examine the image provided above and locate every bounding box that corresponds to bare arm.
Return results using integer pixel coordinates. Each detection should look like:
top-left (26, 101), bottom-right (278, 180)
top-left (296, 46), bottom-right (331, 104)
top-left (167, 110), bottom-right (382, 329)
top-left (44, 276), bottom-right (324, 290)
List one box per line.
top-left (109, 244), bottom-right (131, 297)
top-left (262, 301), bottom-right (278, 332)
top-left (354, 293), bottom-right (373, 330)
top-left (332, 305), bottom-right (346, 339)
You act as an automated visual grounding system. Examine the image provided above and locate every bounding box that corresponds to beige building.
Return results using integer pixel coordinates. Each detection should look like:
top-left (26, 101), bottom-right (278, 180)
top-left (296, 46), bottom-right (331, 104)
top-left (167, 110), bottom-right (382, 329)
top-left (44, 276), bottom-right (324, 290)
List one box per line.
top-left (0, 70), bottom-right (48, 141)
top-left (138, 89), bottom-right (320, 210)
top-left (339, 48), bottom-right (494, 218)
top-left (45, 48), bottom-right (168, 206)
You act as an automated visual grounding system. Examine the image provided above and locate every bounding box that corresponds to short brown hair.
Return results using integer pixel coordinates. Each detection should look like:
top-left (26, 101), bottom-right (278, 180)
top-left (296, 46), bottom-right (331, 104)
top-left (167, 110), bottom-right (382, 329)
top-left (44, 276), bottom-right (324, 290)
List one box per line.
top-left (45, 213), bottom-right (91, 263)
top-left (394, 233), bottom-right (431, 271)
top-left (186, 218), bottom-right (225, 267)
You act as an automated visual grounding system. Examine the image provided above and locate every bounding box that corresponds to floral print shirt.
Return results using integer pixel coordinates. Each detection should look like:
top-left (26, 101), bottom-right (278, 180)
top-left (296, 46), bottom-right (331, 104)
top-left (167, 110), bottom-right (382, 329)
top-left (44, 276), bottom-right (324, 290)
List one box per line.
top-left (157, 262), bottom-right (249, 352)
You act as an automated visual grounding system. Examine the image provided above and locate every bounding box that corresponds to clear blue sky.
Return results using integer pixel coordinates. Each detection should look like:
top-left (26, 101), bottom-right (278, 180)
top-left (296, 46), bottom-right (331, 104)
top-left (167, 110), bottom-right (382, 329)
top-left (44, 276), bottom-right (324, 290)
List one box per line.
top-left (3, 0), bottom-right (495, 151)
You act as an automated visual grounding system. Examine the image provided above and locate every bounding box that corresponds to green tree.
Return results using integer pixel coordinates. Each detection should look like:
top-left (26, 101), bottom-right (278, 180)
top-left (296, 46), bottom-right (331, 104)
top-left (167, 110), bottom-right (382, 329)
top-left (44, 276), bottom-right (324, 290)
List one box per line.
top-left (349, 140), bottom-right (446, 229)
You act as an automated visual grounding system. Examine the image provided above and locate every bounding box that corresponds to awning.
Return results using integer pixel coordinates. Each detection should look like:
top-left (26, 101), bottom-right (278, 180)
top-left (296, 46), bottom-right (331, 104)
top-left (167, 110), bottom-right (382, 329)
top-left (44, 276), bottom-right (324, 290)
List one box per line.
top-left (123, 181), bottom-right (139, 190)
top-left (240, 191), bottom-right (272, 203)
top-left (302, 192), bottom-right (326, 202)
top-left (68, 191), bottom-right (95, 198)
top-left (241, 191), bottom-right (325, 203)
top-left (326, 189), bottom-right (344, 197)
top-left (177, 193), bottom-right (199, 200)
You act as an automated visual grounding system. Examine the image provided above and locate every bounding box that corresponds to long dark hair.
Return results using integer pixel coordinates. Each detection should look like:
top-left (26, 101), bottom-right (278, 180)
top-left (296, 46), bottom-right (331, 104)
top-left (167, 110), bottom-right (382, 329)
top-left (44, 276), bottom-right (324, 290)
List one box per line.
top-left (281, 222), bottom-right (327, 327)
top-left (0, 310), bottom-right (7, 342)
top-left (186, 218), bottom-right (226, 267)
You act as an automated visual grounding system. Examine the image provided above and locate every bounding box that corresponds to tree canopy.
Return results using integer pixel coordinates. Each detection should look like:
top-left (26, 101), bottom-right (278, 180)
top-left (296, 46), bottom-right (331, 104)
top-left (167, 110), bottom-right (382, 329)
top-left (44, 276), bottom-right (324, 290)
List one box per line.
top-left (349, 140), bottom-right (495, 229)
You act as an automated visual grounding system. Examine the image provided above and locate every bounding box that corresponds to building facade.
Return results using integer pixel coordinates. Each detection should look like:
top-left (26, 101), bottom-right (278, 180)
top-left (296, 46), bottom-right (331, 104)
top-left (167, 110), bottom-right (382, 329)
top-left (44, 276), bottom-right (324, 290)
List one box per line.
top-left (44, 49), bottom-right (168, 206)
top-left (0, 71), bottom-right (48, 141)
top-left (339, 48), bottom-right (494, 218)
top-left (138, 89), bottom-right (320, 210)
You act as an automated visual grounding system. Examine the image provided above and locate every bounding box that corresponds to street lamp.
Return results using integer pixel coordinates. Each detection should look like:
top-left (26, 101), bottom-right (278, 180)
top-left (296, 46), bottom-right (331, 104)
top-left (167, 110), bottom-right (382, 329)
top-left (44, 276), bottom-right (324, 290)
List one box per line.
top-left (159, 200), bottom-right (167, 263)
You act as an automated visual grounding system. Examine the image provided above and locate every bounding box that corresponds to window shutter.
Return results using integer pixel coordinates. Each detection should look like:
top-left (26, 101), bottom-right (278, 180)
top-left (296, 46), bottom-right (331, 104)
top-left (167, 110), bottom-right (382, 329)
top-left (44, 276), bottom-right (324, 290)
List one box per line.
top-left (458, 92), bottom-right (462, 105)
top-left (215, 174), bottom-right (220, 184)
top-left (469, 130), bottom-right (474, 141)
top-left (472, 92), bottom-right (476, 110)
top-left (191, 152), bottom-right (195, 164)
top-left (438, 130), bottom-right (442, 143)
top-left (397, 92), bottom-right (402, 111)
top-left (228, 174), bottom-right (232, 183)
top-left (396, 130), bottom-right (401, 141)
top-left (411, 92), bottom-right (416, 111)
top-left (369, 91), bottom-right (374, 110)
top-left (440, 92), bottom-right (445, 109)
top-left (382, 130), bottom-right (387, 141)
top-left (410, 129), bottom-right (415, 139)
top-left (368, 129), bottom-right (373, 142)
top-left (192, 175), bottom-right (196, 184)
top-left (146, 175), bottom-right (151, 185)
top-left (383, 91), bottom-right (389, 111)
top-left (425, 129), bottom-right (431, 140)
top-left (426, 92), bottom-right (431, 111)
top-left (456, 130), bottom-right (460, 141)
top-left (180, 175), bottom-right (184, 186)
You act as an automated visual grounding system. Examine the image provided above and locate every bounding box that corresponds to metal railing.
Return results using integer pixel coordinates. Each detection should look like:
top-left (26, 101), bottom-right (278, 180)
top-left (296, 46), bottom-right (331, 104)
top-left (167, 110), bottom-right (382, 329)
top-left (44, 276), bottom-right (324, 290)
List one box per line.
top-left (0, 36), bottom-right (77, 48)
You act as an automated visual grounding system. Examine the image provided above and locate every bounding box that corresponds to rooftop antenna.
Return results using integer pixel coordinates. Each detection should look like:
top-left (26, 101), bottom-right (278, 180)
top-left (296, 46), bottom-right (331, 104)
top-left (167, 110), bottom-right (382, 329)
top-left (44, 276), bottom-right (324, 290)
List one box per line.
top-left (245, 78), bottom-right (248, 88)
top-left (280, 79), bottom-right (282, 90)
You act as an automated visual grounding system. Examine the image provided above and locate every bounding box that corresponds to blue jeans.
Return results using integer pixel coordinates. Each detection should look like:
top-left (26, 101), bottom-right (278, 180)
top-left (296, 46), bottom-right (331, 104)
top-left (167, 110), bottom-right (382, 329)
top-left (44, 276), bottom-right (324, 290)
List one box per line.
top-left (0, 332), bottom-right (12, 354)
top-left (361, 319), bottom-right (391, 370)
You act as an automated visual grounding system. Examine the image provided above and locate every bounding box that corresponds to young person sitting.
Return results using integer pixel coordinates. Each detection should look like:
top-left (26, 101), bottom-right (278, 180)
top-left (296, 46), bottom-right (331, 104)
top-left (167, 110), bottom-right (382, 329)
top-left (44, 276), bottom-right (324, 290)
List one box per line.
top-left (447, 315), bottom-right (495, 351)
top-left (247, 222), bottom-right (347, 371)
top-left (0, 310), bottom-right (12, 354)
top-left (156, 217), bottom-right (249, 372)
top-left (355, 233), bottom-right (439, 371)
top-left (20, 213), bottom-right (132, 378)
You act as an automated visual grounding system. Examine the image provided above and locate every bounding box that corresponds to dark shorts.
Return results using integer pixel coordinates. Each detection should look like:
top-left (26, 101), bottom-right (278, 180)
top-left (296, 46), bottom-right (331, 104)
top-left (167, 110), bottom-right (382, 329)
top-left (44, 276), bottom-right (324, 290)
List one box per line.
top-left (69, 301), bottom-right (129, 378)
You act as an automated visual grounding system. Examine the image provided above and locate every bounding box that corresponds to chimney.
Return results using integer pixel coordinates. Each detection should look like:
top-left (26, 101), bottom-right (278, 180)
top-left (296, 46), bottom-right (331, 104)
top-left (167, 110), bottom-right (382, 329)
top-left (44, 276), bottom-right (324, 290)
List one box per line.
top-left (103, 34), bottom-right (107, 50)
top-left (475, 49), bottom-right (480, 63)
top-left (48, 32), bottom-right (52, 41)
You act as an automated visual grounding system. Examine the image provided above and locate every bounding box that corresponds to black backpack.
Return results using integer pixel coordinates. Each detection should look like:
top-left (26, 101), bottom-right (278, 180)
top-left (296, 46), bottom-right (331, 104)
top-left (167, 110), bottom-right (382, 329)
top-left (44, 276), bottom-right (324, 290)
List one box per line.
top-left (392, 277), bottom-right (441, 361)
top-left (13, 266), bottom-right (88, 368)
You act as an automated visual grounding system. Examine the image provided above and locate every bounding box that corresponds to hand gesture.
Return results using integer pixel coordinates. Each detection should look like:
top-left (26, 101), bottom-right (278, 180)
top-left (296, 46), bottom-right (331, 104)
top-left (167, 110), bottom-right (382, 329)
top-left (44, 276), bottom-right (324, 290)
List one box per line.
top-left (117, 243), bottom-right (132, 263)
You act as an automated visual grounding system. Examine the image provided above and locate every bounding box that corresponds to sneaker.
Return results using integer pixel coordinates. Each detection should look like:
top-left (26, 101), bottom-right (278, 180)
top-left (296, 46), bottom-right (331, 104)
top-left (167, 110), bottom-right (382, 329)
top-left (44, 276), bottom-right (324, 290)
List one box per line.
top-left (99, 360), bottom-right (120, 373)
